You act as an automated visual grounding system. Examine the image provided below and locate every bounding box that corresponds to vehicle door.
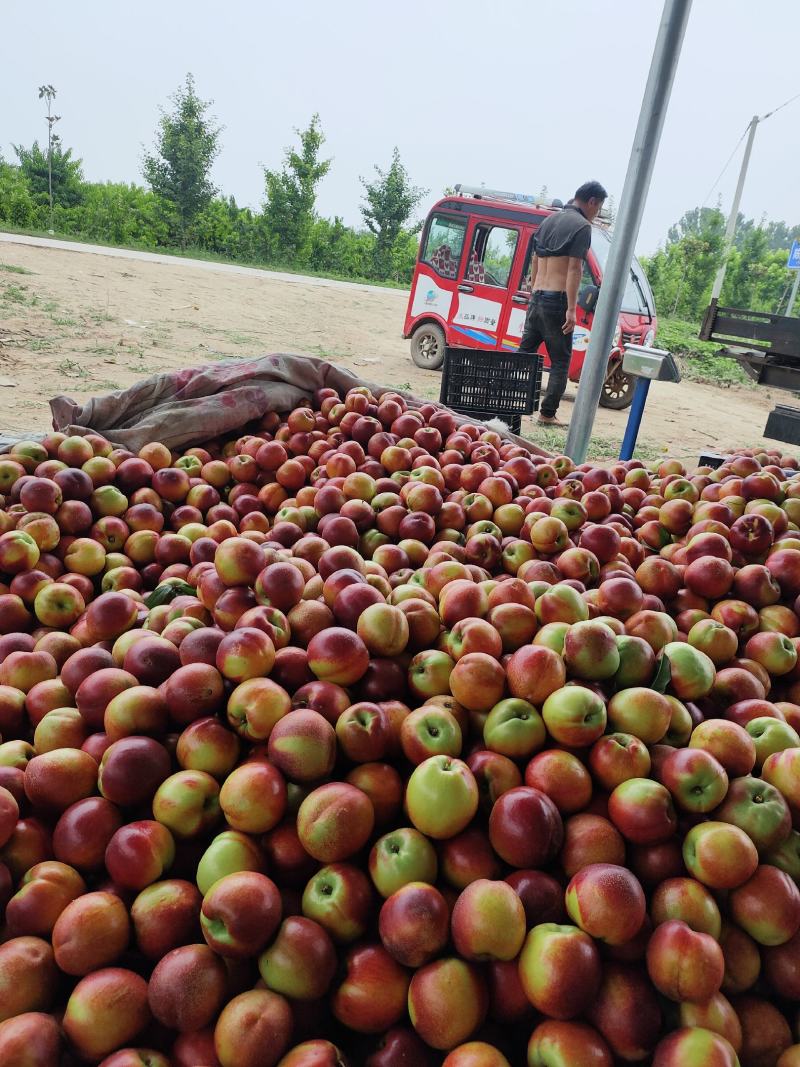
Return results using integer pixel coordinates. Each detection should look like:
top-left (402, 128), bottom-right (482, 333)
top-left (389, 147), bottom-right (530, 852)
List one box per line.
top-left (406, 212), bottom-right (469, 343)
top-left (451, 217), bottom-right (522, 350)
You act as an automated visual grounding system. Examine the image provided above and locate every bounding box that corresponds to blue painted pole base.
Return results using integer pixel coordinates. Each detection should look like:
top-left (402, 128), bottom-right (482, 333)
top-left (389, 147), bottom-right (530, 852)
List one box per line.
top-left (619, 377), bottom-right (651, 461)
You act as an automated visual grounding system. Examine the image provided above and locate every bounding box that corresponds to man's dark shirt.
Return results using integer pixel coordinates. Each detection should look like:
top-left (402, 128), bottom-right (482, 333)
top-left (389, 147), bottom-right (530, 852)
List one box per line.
top-left (532, 204), bottom-right (592, 261)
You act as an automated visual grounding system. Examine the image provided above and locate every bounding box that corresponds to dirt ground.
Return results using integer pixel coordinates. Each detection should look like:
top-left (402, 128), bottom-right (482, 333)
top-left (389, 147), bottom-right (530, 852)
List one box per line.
top-left (0, 235), bottom-right (785, 462)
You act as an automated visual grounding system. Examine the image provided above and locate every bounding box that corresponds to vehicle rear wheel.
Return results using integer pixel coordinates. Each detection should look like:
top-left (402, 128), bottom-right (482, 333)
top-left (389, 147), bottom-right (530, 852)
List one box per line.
top-left (600, 363), bottom-right (635, 409)
top-left (410, 323), bottom-right (446, 371)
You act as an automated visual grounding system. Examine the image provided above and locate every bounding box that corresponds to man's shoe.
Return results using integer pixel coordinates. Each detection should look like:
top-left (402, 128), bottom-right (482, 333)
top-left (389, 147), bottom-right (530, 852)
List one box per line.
top-left (537, 416), bottom-right (569, 428)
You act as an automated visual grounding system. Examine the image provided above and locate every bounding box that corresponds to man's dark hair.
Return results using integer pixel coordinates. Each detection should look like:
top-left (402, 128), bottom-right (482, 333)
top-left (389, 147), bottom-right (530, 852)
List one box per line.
top-left (574, 180), bottom-right (607, 203)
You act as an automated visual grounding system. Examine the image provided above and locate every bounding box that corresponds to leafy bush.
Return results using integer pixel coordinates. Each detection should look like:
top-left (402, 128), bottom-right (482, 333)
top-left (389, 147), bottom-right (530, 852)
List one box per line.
top-left (0, 161), bottom-right (38, 227)
top-left (388, 230), bottom-right (420, 284)
top-left (61, 182), bottom-right (171, 246)
top-left (307, 217), bottom-right (375, 279)
top-left (193, 197), bottom-right (261, 261)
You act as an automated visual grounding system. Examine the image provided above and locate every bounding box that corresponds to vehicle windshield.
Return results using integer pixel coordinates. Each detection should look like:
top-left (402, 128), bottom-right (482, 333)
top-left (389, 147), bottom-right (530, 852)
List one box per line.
top-left (590, 228), bottom-right (655, 319)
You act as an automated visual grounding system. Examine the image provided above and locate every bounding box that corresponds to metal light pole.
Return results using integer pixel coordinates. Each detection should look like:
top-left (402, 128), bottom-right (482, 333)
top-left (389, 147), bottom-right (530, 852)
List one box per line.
top-left (709, 115), bottom-right (759, 303)
top-left (38, 84), bottom-right (59, 235)
top-left (565, 0), bottom-right (692, 463)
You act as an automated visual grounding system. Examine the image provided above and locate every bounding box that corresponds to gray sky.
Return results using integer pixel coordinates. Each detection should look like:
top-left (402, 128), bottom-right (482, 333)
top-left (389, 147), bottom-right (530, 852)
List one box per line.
top-left (3, 0), bottom-right (799, 255)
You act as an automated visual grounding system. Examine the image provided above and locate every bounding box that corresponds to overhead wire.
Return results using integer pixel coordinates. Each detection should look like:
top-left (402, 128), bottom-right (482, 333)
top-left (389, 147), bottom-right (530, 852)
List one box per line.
top-left (702, 91), bottom-right (800, 207)
top-left (759, 90), bottom-right (800, 122)
top-left (701, 126), bottom-right (749, 207)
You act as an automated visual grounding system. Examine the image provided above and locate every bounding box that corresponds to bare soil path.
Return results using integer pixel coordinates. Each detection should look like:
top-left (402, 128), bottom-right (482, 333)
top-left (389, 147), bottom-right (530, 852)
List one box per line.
top-left (0, 233), bottom-right (782, 461)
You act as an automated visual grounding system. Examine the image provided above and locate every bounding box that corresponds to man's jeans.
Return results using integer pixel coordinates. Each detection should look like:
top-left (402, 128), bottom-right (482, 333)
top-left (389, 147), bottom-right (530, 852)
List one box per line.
top-left (518, 291), bottom-right (572, 419)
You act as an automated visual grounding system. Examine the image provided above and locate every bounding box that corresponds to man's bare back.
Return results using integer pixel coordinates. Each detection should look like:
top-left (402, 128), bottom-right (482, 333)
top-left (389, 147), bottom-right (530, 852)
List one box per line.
top-left (531, 254), bottom-right (581, 334)
top-left (532, 255), bottom-right (571, 294)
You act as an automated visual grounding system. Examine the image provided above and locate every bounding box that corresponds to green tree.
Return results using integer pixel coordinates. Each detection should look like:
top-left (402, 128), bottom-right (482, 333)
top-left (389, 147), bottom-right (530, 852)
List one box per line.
top-left (360, 147), bottom-right (426, 279)
top-left (13, 138), bottom-right (83, 211)
top-left (643, 204), bottom-right (800, 322)
top-left (667, 206), bottom-right (726, 246)
top-left (142, 73), bottom-right (221, 246)
top-left (723, 228), bottom-right (790, 313)
top-left (642, 207), bottom-right (726, 319)
top-left (764, 219), bottom-right (800, 252)
top-left (262, 114), bottom-right (331, 265)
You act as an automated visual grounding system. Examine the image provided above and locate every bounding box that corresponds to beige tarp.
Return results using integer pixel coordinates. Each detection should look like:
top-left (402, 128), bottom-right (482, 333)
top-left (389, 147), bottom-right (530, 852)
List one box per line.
top-left (46, 354), bottom-right (548, 456)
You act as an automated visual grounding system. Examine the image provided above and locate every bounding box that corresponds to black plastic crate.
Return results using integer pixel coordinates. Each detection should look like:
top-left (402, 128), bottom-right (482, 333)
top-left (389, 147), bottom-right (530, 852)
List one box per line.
top-left (440, 348), bottom-right (542, 417)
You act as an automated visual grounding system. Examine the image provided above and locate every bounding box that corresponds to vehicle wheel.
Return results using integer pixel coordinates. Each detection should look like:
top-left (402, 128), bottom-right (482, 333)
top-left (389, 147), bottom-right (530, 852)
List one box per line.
top-left (410, 323), bottom-right (446, 370)
top-left (600, 364), bottom-right (635, 409)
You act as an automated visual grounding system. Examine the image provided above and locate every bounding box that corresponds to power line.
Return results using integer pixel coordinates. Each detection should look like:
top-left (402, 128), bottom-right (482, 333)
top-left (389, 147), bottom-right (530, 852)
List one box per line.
top-left (759, 90), bottom-right (800, 122)
top-left (702, 125), bottom-right (749, 206)
top-left (701, 90), bottom-right (800, 208)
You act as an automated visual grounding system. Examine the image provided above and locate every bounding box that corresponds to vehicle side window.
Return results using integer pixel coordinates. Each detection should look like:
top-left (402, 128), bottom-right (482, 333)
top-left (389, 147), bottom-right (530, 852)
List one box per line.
top-left (467, 225), bottom-right (518, 288)
top-left (421, 215), bottom-right (467, 280)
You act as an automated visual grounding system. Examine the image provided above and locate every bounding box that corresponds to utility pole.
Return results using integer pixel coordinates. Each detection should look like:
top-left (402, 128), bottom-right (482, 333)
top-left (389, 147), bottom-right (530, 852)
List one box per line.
top-left (38, 84), bottom-right (59, 234)
top-left (709, 115), bottom-right (759, 303)
top-left (565, 0), bottom-right (692, 464)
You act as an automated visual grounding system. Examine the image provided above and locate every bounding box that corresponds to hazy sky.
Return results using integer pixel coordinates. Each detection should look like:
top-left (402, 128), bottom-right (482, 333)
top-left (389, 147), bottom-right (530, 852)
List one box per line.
top-left (4, 0), bottom-right (799, 255)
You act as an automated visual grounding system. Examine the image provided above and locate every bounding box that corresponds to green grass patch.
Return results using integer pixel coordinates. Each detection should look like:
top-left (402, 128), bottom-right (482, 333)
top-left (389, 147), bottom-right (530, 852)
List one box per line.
top-left (658, 317), bottom-right (750, 387)
top-left (195, 349), bottom-right (247, 362)
top-left (310, 345), bottom-right (355, 361)
top-left (523, 424), bottom-right (663, 463)
top-left (0, 263), bottom-right (34, 275)
top-left (1, 283), bottom-right (31, 304)
top-left (223, 331), bottom-right (262, 346)
top-left (56, 358), bottom-right (88, 378)
top-left (678, 352), bottom-right (751, 388)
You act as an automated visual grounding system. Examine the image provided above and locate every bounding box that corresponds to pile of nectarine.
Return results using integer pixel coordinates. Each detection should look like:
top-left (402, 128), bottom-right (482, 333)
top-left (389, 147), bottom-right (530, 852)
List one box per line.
top-left (0, 388), bottom-right (799, 1065)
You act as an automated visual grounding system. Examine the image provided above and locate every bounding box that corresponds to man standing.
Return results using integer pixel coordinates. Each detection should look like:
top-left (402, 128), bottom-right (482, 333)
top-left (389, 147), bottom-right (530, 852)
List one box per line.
top-left (519, 180), bottom-right (607, 427)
